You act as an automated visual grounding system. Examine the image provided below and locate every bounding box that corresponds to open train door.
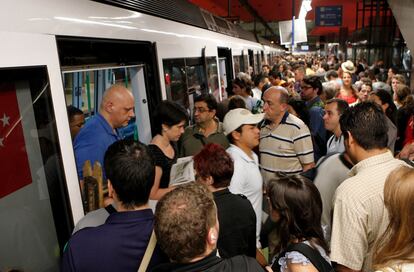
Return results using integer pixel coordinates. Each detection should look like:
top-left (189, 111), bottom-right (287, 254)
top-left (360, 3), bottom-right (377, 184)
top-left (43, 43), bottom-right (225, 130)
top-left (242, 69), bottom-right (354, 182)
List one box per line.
top-left (218, 47), bottom-right (234, 99)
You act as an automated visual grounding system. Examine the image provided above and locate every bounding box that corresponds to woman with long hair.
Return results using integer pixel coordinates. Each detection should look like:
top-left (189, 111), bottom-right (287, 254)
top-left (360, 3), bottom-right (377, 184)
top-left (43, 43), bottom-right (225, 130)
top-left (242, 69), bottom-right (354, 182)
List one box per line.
top-left (267, 174), bottom-right (331, 272)
top-left (148, 100), bottom-right (188, 200)
top-left (336, 71), bottom-right (358, 104)
top-left (232, 77), bottom-right (260, 112)
top-left (373, 166), bottom-right (414, 272)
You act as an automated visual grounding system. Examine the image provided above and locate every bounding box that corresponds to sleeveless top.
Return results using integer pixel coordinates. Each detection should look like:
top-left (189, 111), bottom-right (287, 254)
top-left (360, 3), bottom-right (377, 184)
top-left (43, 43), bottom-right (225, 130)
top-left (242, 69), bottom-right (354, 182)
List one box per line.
top-left (148, 144), bottom-right (177, 188)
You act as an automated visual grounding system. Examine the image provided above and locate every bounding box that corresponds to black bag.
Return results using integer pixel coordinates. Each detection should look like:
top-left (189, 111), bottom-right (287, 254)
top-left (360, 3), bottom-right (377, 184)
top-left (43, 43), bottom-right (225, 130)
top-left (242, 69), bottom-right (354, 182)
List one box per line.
top-left (271, 243), bottom-right (334, 272)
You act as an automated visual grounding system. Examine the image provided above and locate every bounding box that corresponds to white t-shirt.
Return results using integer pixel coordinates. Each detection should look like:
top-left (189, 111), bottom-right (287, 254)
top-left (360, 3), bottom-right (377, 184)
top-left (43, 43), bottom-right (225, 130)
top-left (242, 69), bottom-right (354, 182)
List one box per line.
top-left (227, 144), bottom-right (263, 247)
top-left (326, 134), bottom-right (345, 155)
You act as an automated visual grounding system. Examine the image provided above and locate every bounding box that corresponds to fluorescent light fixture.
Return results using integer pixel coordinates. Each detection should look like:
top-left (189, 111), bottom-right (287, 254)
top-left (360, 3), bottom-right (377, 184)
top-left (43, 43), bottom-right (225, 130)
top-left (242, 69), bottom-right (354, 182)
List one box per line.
top-left (299, 0), bottom-right (312, 19)
top-left (54, 16), bottom-right (137, 30)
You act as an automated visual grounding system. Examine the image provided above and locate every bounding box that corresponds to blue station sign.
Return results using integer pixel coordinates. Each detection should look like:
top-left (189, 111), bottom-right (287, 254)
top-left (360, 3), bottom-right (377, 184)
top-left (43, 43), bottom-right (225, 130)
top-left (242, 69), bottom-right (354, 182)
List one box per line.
top-left (315, 6), bottom-right (342, 27)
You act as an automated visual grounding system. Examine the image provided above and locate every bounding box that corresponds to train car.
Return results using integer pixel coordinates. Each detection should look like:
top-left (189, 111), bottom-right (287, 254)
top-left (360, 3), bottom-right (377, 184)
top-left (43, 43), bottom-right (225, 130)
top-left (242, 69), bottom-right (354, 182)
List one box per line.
top-left (0, 0), bottom-right (282, 270)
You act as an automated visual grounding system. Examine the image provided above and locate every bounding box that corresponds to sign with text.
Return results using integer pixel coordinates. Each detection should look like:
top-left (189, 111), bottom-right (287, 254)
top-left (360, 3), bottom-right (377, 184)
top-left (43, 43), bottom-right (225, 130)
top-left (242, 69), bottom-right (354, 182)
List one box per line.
top-left (315, 6), bottom-right (342, 27)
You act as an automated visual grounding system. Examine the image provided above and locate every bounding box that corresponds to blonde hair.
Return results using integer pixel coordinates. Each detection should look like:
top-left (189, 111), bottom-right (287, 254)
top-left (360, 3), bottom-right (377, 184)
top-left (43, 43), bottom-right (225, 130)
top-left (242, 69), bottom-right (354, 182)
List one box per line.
top-left (373, 166), bottom-right (414, 269)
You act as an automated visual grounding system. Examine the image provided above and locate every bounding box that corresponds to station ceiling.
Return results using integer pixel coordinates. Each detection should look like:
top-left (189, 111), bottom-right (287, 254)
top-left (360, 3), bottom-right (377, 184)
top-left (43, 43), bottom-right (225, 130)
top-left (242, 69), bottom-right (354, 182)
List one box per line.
top-left (188, 0), bottom-right (359, 43)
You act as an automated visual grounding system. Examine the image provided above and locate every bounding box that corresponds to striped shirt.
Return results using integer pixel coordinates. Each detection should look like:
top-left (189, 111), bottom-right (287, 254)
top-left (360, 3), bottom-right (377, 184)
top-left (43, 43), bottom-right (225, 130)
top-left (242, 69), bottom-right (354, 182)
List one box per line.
top-left (259, 111), bottom-right (314, 183)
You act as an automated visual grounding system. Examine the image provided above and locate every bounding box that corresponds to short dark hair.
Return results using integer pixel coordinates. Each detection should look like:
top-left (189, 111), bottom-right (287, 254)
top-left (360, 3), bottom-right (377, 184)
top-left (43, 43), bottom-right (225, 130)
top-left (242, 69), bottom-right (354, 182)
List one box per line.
top-left (226, 126), bottom-right (243, 144)
top-left (269, 70), bottom-right (284, 80)
top-left (104, 139), bottom-right (155, 208)
top-left (370, 90), bottom-right (397, 124)
top-left (340, 102), bottom-right (388, 150)
top-left (302, 75), bottom-right (323, 95)
top-left (193, 143), bottom-right (234, 188)
top-left (153, 100), bottom-right (188, 135)
top-left (67, 105), bottom-right (83, 122)
top-left (194, 93), bottom-right (218, 111)
top-left (288, 98), bottom-right (310, 127)
top-left (325, 70), bottom-right (338, 80)
top-left (155, 183), bottom-right (216, 263)
top-left (326, 98), bottom-right (349, 115)
top-left (228, 95), bottom-right (246, 111)
top-left (253, 74), bottom-right (268, 87)
top-left (267, 173), bottom-right (329, 254)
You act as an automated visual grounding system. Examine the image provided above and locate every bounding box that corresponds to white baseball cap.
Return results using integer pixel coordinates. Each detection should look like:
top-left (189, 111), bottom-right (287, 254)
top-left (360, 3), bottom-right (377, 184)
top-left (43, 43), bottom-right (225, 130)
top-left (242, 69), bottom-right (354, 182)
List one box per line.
top-left (223, 108), bottom-right (264, 136)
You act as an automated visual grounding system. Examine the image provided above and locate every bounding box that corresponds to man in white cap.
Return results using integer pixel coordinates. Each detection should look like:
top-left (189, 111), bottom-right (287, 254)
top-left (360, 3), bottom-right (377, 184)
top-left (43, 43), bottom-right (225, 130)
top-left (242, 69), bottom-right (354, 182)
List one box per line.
top-left (223, 108), bottom-right (264, 250)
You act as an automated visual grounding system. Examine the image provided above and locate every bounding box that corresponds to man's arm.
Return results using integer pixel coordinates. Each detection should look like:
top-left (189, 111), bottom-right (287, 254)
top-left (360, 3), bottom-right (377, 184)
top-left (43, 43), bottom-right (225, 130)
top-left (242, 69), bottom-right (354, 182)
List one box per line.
top-left (302, 162), bottom-right (315, 172)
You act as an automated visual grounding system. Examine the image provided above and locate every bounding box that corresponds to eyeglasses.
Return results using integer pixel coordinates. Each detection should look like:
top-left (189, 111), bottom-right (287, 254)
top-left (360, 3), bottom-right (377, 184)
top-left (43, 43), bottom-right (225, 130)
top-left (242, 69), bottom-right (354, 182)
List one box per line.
top-left (301, 85), bottom-right (313, 90)
top-left (193, 107), bottom-right (210, 113)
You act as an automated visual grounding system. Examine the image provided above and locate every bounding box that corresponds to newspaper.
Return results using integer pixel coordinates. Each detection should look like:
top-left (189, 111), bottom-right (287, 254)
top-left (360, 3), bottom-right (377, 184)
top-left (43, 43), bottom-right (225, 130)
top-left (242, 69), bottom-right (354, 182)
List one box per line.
top-left (169, 156), bottom-right (195, 186)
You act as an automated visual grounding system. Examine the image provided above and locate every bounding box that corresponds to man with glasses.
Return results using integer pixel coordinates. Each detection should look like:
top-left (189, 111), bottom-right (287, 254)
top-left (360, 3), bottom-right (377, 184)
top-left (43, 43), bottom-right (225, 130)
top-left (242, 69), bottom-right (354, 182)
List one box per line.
top-left (179, 94), bottom-right (229, 157)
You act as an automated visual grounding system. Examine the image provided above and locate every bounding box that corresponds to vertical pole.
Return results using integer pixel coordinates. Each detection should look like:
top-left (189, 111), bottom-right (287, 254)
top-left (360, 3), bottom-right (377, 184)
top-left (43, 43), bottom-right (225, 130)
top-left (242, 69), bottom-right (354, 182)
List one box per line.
top-left (292, 0), bottom-right (295, 52)
top-left (228, 0), bottom-right (231, 17)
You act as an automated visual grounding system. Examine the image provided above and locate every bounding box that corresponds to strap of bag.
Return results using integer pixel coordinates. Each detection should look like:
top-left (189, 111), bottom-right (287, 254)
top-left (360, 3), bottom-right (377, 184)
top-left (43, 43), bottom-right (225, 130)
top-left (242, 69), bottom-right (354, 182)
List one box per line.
top-left (138, 230), bottom-right (157, 272)
top-left (286, 243), bottom-right (333, 272)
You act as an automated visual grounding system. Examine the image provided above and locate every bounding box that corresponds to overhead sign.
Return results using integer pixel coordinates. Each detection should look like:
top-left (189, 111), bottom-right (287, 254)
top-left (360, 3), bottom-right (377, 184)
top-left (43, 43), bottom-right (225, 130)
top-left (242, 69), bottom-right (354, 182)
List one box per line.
top-left (279, 18), bottom-right (307, 45)
top-left (315, 6), bottom-right (342, 27)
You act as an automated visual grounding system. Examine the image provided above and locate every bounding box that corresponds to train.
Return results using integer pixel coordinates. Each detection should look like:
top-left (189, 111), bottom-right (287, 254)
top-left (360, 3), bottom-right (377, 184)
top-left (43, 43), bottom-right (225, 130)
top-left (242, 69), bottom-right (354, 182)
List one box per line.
top-left (0, 0), bottom-right (283, 270)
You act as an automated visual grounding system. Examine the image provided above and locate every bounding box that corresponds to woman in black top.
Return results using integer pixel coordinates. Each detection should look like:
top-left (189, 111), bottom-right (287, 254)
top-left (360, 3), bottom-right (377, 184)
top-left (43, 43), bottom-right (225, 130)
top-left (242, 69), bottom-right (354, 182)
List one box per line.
top-left (148, 100), bottom-right (188, 200)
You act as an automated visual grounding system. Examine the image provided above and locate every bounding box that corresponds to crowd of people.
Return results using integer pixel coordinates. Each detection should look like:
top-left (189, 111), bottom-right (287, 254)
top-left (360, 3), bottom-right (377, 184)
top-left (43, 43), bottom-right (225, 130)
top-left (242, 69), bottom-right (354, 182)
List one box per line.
top-left (62, 53), bottom-right (414, 272)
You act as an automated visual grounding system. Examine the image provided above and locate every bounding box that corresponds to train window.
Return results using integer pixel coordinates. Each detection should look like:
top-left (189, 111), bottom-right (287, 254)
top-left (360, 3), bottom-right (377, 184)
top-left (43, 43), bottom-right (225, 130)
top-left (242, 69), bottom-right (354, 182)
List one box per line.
top-left (164, 57), bottom-right (212, 119)
top-left (233, 56), bottom-right (241, 75)
top-left (0, 67), bottom-right (72, 271)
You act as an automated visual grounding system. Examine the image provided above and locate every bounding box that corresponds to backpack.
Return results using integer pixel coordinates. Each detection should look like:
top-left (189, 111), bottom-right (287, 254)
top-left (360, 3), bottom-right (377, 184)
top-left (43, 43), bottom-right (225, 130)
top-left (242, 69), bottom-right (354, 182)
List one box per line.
top-left (271, 243), bottom-right (334, 272)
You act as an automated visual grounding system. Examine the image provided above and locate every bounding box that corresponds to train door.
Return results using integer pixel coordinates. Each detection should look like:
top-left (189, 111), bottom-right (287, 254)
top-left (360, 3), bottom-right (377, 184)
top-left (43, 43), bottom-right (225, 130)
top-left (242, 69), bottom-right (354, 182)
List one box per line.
top-left (248, 49), bottom-right (254, 75)
top-left (218, 47), bottom-right (234, 101)
top-left (0, 32), bottom-right (81, 271)
top-left (56, 37), bottom-right (162, 143)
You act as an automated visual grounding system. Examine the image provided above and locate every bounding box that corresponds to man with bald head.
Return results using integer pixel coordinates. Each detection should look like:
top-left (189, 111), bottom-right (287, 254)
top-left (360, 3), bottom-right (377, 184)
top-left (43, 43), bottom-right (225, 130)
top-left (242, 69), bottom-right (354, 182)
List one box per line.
top-left (74, 84), bottom-right (135, 180)
top-left (259, 86), bottom-right (314, 183)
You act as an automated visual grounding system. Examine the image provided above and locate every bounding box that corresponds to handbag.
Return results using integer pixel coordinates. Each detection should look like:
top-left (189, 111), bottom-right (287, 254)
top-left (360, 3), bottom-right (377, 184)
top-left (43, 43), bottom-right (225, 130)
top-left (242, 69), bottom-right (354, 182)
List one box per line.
top-left (138, 230), bottom-right (157, 272)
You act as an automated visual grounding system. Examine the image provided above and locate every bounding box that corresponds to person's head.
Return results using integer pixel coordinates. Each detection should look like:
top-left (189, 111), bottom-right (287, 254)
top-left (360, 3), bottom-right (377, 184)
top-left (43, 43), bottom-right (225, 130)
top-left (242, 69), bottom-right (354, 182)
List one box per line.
top-left (104, 139), bottom-right (155, 209)
top-left (100, 84), bottom-right (135, 129)
top-left (266, 173), bottom-right (328, 253)
top-left (154, 183), bottom-right (218, 263)
top-left (228, 95), bottom-right (246, 111)
top-left (369, 90), bottom-right (397, 122)
top-left (194, 143), bottom-right (233, 189)
top-left (154, 100), bottom-right (188, 142)
top-left (341, 60), bottom-right (357, 75)
top-left (232, 77), bottom-right (252, 97)
top-left (262, 64), bottom-right (271, 75)
top-left (342, 71), bottom-right (353, 88)
top-left (321, 81), bottom-right (339, 103)
top-left (269, 70), bottom-right (284, 86)
top-left (358, 79), bottom-right (372, 102)
top-left (194, 94), bottom-right (217, 125)
top-left (391, 74), bottom-right (406, 92)
top-left (323, 99), bottom-right (349, 135)
top-left (387, 67), bottom-right (398, 80)
top-left (223, 108), bottom-right (264, 149)
top-left (325, 70), bottom-right (339, 81)
top-left (67, 105), bottom-right (85, 139)
top-left (340, 102), bottom-right (388, 163)
top-left (262, 86), bottom-right (289, 123)
top-left (393, 84), bottom-right (411, 106)
top-left (287, 98), bottom-right (310, 127)
top-left (294, 66), bottom-right (305, 82)
top-left (373, 166), bottom-right (414, 269)
top-left (301, 75), bottom-right (322, 101)
top-left (253, 74), bottom-right (269, 89)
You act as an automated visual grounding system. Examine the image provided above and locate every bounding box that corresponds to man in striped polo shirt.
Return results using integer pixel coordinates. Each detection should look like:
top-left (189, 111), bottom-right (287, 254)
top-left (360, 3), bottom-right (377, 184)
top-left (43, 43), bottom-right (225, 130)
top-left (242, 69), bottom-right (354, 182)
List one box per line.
top-left (260, 86), bottom-right (315, 183)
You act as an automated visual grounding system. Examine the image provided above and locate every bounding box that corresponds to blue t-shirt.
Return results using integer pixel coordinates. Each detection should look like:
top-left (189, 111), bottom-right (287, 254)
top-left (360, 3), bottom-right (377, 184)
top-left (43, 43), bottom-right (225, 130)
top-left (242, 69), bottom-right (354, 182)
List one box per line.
top-left (74, 113), bottom-right (121, 179)
top-left (61, 209), bottom-right (166, 272)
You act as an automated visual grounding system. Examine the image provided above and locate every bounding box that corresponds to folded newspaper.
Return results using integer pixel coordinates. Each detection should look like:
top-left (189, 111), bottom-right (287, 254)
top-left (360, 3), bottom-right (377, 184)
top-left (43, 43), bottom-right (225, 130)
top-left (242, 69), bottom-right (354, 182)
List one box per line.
top-left (169, 156), bottom-right (195, 186)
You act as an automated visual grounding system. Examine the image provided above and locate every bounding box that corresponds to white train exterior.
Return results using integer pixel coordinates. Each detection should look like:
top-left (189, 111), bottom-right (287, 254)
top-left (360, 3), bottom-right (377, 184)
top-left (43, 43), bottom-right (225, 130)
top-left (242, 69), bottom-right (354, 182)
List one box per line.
top-left (0, 0), bottom-right (282, 270)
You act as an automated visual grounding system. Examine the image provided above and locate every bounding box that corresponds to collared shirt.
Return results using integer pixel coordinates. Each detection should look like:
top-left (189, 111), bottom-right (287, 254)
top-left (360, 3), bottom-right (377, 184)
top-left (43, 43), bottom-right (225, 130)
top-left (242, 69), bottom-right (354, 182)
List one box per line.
top-left (178, 119), bottom-right (229, 157)
top-left (326, 134), bottom-right (345, 155)
top-left (330, 151), bottom-right (408, 271)
top-left (213, 188), bottom-right (257, 258)
top-left (227, 144), bottom-right (263, 248)
top-left (62, 209), bottom-right (166, 272)
top-left (260, 112), bottom-right (314, 183)
top-left (306, 96), bottom-right (326, 162)
top-left (74, 113), bottom-right (121, 179)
